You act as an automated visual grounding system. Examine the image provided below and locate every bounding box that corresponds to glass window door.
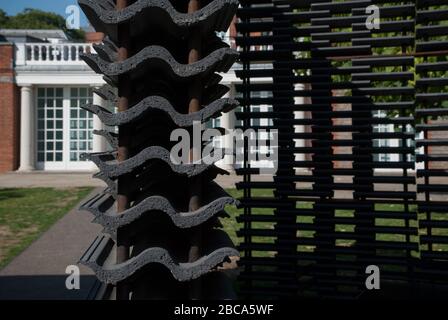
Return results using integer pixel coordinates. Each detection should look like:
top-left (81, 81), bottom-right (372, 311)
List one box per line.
top-left (36, 87), bottom-right (94, 171)
top-left (69, 88), bottom-right (94, 165)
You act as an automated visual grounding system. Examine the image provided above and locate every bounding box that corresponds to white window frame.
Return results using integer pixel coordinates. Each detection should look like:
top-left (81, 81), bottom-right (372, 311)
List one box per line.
top-left (35, 86), bottom-right (95, 171)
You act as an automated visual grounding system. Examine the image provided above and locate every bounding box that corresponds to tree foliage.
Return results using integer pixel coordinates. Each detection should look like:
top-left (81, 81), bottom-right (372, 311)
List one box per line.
top-left (0, 8), bottom-right (84, 41)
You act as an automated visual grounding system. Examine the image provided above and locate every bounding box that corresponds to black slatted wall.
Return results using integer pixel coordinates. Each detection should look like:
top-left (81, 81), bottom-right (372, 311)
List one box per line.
top-left (236, 0), bottom-right (448, 299)
top-left (415, 0), bottom-right (448, 289)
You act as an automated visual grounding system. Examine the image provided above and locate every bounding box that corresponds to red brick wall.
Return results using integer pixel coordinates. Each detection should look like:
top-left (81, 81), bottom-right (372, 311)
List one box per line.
top-left (84, 32), bottom-right (104, 44)
top-left (428, 118), bottom-right (448, 170)
top-left (331, 90), bottom-right (352, 168)
top-left (0, 43), bottom-right (20, 173)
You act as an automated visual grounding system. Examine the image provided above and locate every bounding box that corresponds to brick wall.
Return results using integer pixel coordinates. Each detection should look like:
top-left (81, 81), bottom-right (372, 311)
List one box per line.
top-left (332, 90), bottom-right (352, 169)
top-left (0, 43), bottom-right (20, 172)
top-left (84, 32), bottom-right (104, 44)
top-left (428, 118), bottom-right (448, 170)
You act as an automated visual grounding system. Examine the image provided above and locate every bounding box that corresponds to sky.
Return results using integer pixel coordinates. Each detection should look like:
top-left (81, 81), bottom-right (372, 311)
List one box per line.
top-left (0, 0), bottom-right (89, 27)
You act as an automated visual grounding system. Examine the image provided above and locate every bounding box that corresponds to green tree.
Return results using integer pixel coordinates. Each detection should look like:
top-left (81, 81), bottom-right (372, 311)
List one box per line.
top-left (0, 9), bottom-right (9, 26)
top-left (0, 8), bottom-right (84, 41)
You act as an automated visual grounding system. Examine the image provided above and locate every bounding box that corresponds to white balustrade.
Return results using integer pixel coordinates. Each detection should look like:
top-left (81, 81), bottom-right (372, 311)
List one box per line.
top-left (16, 42), bottom-right (94, 66)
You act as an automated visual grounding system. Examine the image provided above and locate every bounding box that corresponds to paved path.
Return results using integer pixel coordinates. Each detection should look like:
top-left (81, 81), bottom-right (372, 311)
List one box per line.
top-left (0, 171), bottom-right (247, 189)
top-left (1, 171), bottom-right (446, 198)
top-left (0, 188), bottom-right (102, 300)
top-left (0, 172), bottom-right (104, 188)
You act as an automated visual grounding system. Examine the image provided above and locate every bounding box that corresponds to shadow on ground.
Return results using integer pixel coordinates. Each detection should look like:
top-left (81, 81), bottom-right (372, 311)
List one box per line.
top-left (0, 275), bottom-right (100, 300)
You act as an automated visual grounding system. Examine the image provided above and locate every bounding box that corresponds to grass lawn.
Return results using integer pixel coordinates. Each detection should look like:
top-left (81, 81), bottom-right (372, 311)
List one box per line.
top-left (223, 188), bottom-right (275, 250)
top-left (0, 187), bottom-right (93, 269)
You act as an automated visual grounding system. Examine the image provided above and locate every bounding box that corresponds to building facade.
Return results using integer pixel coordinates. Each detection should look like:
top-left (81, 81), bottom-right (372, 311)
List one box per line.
top-left (0, 28), bottom-right (243, 173)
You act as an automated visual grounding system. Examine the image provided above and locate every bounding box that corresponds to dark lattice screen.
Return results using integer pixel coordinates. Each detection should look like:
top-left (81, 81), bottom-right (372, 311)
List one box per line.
top-left (235, 0), bottom-right (448, 299)
top-left (415, 0), bottom-right (448, 289)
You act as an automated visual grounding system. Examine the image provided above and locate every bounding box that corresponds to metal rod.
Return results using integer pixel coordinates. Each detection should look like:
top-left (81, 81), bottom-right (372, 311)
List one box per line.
top-left (116, 0), bottom-right (131, 300)
top-left (187, 0), bottom-right (203, 300)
